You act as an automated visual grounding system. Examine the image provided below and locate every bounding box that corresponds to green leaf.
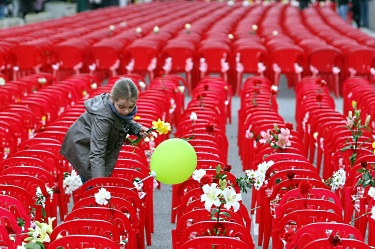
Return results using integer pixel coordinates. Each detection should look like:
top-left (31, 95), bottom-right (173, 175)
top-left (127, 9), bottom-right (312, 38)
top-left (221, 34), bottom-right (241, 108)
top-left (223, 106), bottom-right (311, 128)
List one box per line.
top-left (358, 168), bottom-right (366, 173)
top-left (340, 145), bottom-right (352, 152)
top-left (357, 178), bottom-right (363, 186)
top-left (220, 212), bottom-right (231, 218)
top-left (363, 173), bottom-right (370, 181)
top-left (25, 243), bottom-right (43, 249)
top-left (216, 165), bottom-right (221, 175)
top-left (17, 218), bottom-right (25, 227)
top-left (211, 209), bottom-right (219, 215)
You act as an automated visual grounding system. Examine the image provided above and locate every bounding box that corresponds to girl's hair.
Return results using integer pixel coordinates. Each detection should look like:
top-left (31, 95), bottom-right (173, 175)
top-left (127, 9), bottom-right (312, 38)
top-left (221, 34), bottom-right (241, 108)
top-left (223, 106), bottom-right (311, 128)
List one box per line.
top-left (110, 78), bottom-right (138, 101)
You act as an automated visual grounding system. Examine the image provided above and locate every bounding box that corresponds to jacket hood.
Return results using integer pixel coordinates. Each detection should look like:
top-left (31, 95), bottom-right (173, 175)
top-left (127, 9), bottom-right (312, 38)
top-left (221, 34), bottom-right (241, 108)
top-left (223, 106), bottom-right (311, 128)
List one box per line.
top-left (84, 93), bottom-right (112, 118)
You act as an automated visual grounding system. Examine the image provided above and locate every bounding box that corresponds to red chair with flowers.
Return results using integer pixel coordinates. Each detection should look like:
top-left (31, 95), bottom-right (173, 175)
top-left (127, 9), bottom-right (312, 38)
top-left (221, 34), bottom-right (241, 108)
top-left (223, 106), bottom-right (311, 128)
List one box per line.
top-left (179, 236), bottom-right (254, 249)
top-left (172, 208), bottom-right (249, 249)
top-left (286, 222), bottom-right (364, 249)
top-left (176, 221), bottom-right (254, 249)
top-left (303, 238), bottom-right (371, 249)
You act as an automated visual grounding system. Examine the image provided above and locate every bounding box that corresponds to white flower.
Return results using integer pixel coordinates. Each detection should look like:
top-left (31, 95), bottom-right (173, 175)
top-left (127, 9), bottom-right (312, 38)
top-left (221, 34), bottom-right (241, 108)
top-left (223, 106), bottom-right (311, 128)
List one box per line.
top-left (368, 187), bottom-right (375, 199)
top-left (17, 244), bottom-right (26, 249)
top-left (90, 83), bottom-right (98, 89)
top-left (133, 181), bottom-right (143, 191)
top-left (371, 206), bottom-right (375, 220)
top-left (0, 77), bottom-right (5, 86)
top-left (139, 81), bottom-right (146, 90)
top-left (94, 188), bottom-right (111, 205)
top-left (330, 169), bottom-right (346, 191)
top-left (135, 27), bottom-right (142, 34)
top-left (190, 112), bottom-right (197, 121)
top-left (245, 170), bottom-right (256, 178)
top-left (63, 170), bottom-right (82, 194)
top-left (144, 137), bottom-right (150, 142)
top-left (192, 169), bottom-right (206, 182)
top-left (177, 86), bottom-right (185, 93)
top-left (271, 85), bottom-right (278, 92)
top-left (222, 187), bottom-right (242, 212)
top-left (200, 183), bottom-right (222, 211)
top-left (119, 235), bottom-right (128, 245)
top-left (38, 78), bottom-right (47, 84)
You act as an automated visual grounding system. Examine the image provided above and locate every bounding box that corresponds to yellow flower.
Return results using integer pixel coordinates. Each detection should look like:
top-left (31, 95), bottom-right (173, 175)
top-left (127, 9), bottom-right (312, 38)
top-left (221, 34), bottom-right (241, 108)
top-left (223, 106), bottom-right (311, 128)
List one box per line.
top-left (352, 100), bottom-right (357, 109)
top-left (134, 116), bottom-right (141, 120)
top-left (152, 119), bottom-right (171, 135)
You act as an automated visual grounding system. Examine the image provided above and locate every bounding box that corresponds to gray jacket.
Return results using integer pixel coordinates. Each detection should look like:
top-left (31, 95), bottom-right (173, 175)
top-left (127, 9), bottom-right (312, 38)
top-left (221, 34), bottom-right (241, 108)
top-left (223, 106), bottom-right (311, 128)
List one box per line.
top-left (60, 93), bottom-right (141, 180)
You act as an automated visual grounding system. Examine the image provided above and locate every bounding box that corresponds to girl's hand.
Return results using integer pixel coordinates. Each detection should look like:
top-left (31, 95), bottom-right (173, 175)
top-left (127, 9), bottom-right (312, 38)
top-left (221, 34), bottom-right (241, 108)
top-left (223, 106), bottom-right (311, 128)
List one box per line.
top-left (139, 126), bottom-right (150, 138)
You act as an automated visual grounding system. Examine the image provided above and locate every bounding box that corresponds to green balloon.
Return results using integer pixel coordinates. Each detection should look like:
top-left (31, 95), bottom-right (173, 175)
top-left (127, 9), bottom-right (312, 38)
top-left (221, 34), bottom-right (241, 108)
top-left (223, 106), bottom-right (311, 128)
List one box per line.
top-left (150, 138), bottom-right (197, 185)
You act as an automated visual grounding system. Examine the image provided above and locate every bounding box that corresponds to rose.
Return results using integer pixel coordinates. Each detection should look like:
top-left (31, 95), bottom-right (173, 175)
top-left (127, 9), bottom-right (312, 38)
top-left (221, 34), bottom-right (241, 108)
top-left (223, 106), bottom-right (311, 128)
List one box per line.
top-left (200, 174), bottom-right (213, 185)
top-left (223, 164), bottom-right (232, 172)
top-left (298, 180), bottom-right (312, 197)
top-left (328, 233), bottom-right (342, 247)
top-left (206, 123), bottom-right (215, 134)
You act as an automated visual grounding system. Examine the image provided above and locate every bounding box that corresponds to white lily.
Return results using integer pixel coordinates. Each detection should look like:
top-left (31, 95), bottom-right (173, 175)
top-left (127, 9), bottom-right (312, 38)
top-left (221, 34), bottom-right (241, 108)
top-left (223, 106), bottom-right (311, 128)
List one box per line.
top-left (222, 186), bottom-right (242, 212)
top-left (201, 183), bottom-right (222, 211)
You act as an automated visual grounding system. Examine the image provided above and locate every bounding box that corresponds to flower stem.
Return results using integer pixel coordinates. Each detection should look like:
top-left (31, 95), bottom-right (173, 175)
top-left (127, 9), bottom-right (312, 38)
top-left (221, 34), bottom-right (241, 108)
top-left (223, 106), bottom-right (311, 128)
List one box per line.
top-left (349, 211), bottom-right (371, 226)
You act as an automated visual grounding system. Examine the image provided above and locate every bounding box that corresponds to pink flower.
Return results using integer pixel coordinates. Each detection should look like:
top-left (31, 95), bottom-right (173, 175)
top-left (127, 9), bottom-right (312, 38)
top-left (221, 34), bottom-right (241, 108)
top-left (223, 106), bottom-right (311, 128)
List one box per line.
top-left (275, 134), bottom-right (291, 149)
top-left (245, 130), bottom-right (253, 139)
top-left (279, 128), bottom-right (291, 138)
top-left (259, 130), bottom-right (272, 144)
top-left (345, 116), bottom-right (355, 128)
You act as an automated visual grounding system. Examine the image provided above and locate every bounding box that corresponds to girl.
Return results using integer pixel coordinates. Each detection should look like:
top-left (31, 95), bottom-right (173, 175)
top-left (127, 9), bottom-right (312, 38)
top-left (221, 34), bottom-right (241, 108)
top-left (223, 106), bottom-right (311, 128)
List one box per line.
top-left (60, 78), bottom-right (149, 183)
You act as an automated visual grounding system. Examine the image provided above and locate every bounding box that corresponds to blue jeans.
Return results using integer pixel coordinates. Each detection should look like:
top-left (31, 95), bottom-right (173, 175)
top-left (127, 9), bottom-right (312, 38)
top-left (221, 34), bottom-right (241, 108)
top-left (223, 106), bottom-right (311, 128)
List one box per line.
top-left (338, 4), bottom-right (349, 22)
top-left (0, 4), bottom-right (5, 19)
top-left (80, 175), bottom-right (88, 185)
top-left (360, 1), bottom-right (368, 27)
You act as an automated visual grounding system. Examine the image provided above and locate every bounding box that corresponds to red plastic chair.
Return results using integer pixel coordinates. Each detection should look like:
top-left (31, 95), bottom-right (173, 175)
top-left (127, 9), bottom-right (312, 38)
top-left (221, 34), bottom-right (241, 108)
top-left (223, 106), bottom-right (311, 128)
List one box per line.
top-left (303, 238), bottom-right (371, 249)
top-left (49, 219), bottom-right (121, 244)
top-left (0, 207), bottom-right (23, 248)
top-left (287, 222), bottom-right (364, 249)
top-left (48, 235), bottom-right (120, 249)
top-left (73, 177), bottom-right (134, 204)
top-left (0, 195), bottom-right (31, 232)
top-left (176, 221), bottom-right (254, 249)
top-left (179, 236), bottom-right (254, 249)
top-left (172, 208), bottom-right (250, 249)
top-left (78, 186), bottom-right (148, 247)
top-left (0, 224), bottom-right (15, 249)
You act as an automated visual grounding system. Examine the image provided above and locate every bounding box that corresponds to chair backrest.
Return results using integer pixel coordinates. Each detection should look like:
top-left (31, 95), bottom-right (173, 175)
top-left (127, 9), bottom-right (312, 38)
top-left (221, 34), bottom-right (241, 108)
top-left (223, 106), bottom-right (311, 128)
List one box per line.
top-left (72, 196), bottom-right (139, 231)
top-left (178, 236), bottom-right (254, 249)
top-left (73, 177), bottom-right (134, 203)
top-left (0, 224), bottom-right (14, 249)
top-left (177, 221), bottom-right (254, 249)
top-left (287, 222), bottom-right (364, 249)
top-left (302, 238), bottom-right (371, 249)
top-left (48, 234), bottom-right (120, 249)
top-left (49, 219), bottom-right (120, 243)
top-left (0, 207), bottom-right (22, 246)
top-left (64, 207), bottom-right (135, 248)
